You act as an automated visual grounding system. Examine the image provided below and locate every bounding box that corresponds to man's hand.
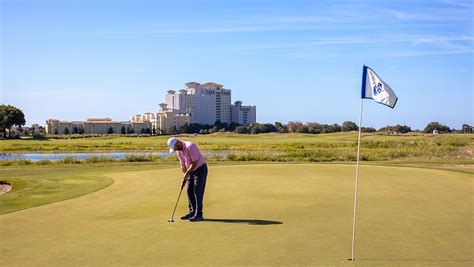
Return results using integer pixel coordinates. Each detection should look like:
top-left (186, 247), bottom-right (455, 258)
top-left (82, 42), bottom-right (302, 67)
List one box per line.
top-left (181, 174), bottom-right (189, 188)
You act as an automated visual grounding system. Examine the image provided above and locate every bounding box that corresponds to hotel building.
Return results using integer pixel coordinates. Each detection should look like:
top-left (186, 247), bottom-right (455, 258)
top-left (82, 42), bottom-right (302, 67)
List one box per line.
top-left (164, 81), bottom-right (256, 126)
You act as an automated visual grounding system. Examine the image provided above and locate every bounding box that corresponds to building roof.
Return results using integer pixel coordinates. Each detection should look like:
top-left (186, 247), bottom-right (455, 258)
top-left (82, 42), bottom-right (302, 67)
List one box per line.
top-left (86, 118), bottom-right (112, 122)
top-left (185, 81), bottom-right (201, 86)
top-left (83, 121), bottom-right (121, 124)
top-left (202, 82), bottom-right (223, 89)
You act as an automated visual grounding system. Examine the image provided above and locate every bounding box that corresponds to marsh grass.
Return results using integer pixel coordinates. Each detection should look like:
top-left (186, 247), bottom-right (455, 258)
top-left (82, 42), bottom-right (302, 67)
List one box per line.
top-left (1, 133), bottom-right (472, 165)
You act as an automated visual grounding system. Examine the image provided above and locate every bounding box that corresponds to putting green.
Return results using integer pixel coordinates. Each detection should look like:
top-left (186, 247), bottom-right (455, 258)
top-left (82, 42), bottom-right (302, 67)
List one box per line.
top-left (0, 164), bottom-right (472, 266)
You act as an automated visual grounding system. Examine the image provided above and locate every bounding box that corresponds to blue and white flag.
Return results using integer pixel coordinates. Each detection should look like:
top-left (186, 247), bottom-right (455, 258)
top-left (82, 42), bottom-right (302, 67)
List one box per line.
top-left (361, 65), bottom-right (398, 108)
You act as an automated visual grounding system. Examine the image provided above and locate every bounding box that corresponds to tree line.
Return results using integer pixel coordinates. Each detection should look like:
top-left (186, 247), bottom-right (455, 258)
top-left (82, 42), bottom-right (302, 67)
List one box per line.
top-left (175, 120), bottom-right (453, 135)
top-left (0, 104), bottom-right (463, 139)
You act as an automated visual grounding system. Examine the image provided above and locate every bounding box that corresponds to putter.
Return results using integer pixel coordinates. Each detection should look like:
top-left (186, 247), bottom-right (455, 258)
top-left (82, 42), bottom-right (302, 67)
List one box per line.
top-left (168, 183), bottom-right (185, 223)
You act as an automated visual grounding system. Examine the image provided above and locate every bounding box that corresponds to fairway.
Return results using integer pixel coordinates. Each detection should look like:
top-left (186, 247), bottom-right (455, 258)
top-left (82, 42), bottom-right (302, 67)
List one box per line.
top-left (0, 164), bottom-right (472, 266)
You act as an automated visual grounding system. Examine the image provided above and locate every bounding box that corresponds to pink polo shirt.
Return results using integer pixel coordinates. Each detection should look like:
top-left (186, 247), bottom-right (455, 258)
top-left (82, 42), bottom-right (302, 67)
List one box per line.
top-left (176, 141), bottom-right (206, 169)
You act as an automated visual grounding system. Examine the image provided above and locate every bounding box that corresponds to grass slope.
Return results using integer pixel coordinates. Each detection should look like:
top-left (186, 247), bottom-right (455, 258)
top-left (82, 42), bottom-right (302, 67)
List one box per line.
top-left (0, 164), bottom-right (472, 266)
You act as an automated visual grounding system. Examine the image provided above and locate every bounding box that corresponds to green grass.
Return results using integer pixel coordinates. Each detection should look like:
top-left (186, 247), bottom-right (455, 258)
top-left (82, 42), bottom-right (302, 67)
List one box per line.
top-left (0, 163), bottom-right (175, 214)
top-left (0, 163), bottom-right (472, 265)
top-left (1, 132), bottom-right (473, 163)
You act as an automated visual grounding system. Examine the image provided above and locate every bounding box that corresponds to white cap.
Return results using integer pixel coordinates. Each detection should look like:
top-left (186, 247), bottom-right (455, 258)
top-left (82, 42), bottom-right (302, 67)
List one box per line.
top-left (167, 137), bottom-right (178, 153)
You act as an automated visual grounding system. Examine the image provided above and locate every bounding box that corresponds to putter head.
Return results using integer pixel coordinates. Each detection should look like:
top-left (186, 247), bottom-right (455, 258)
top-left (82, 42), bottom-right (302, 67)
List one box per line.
top-left (168, 219), bottom-right (174, 222)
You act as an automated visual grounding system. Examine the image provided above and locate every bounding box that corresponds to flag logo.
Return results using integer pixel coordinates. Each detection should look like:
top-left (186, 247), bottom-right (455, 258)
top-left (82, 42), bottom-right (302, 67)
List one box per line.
top-left (373, 83), bottom-right (383, 96)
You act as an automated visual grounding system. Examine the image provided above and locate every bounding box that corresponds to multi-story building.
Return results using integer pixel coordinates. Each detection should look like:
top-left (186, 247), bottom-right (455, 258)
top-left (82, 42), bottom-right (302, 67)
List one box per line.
top-left (164, 81), bottom-right (255, 125)
top-left (462, 124), bottom-right (473, 134)
top-left (231, 101), bottom-right (257, 125)
top-left (45, 118), bottom-right (151, 135)
top-left (31, 124), bottom-right (40, 134)
top-left (131, 105), bottom-right (190, 135)
top-left (157, 104), bottom-right (190, 134)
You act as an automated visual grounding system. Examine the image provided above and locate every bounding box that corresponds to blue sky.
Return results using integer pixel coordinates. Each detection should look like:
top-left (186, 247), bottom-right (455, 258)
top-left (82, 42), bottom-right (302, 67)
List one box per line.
top-left (1, 0), bottom-right (473, 130)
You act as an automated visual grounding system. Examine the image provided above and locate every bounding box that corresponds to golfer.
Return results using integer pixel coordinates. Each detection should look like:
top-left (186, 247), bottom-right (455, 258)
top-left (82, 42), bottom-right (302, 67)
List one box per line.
top-left (167, 137), bottom-right (208, 222)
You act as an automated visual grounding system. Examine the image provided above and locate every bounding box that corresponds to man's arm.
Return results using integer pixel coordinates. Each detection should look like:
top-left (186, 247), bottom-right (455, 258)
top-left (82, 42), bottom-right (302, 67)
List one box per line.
top-left (178, 153), bottom-right (186, 173)
top-left (182, 160), bottom-right (199, 186)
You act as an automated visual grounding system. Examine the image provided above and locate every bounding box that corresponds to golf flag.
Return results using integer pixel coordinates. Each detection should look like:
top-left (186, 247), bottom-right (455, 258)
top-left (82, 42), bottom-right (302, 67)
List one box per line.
top-left (361, 65), bottom-right (398, 108)
top-left (351, 65), bottom-right (399, 261)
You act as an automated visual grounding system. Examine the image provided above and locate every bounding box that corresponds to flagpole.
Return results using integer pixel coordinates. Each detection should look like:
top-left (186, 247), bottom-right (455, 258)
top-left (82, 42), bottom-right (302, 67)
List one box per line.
top-left (351, 98), bottom-right (364, 261)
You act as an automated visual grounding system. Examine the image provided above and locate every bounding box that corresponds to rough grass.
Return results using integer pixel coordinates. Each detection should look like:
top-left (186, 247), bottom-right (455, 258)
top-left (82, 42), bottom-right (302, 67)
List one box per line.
top-left (1, 133), bottom-right (473, 164)
top-left (0, 164), bottom-right (472, 265)
top-left (2, 132), bottom-right (472, 152)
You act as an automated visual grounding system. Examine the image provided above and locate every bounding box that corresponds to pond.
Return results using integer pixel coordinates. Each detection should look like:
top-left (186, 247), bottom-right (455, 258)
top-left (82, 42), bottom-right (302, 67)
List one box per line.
top-left (0, 152), bottom-right (171, 161)
top-left (0, 151), bottom-right (228, 161)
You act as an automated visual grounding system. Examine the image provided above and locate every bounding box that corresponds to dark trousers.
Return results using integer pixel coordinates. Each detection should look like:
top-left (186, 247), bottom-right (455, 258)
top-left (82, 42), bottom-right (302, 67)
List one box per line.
top-left (186, 164), bottom-right (208, 217)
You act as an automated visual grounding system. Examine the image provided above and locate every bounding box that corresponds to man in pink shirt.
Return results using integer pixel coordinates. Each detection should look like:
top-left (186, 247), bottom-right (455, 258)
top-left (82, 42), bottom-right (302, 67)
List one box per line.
top-left (167, 137), bottom-right (208, 222)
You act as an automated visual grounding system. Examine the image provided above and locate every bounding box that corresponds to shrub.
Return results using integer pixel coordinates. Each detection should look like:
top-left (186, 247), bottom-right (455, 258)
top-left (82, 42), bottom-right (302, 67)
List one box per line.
top-left (58, 156), bottom-right (80, 164)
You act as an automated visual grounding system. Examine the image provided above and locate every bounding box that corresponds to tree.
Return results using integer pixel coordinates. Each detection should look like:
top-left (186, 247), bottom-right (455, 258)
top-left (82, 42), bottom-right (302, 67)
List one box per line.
top-left (73, 126), bottom-right (79, 134)
top-left (287, 121), bottom-right (302, 133)
top-left (275, 121), bottom-right (284, 129)
top-left (121, 126), bottom-right (126, 134)
top-left (307, 122), bottom-right (321, 134)
top-left (64, 128), bottom-right (70, 134)
top-left (295, 125), bottom-right (309, 133)
top-left (342, 121), bottom-right (358, 131)
top-left (274, 121), bottom-right (287, 133)
top-left (208, 126), bottom-right (219, 134)
top-left (0, 105), bottom-right (26, 138)
top-left (379, 124), bottom-right (411, 134)
top-left (214, 120), bottom-right (223, 129)
top-left (423, 122), bottom-right (451, 133)
top-left (21, 128), bottom-right (30, 136)
top-left (145, 128), bottom-right (152, 134)
top-left (330, 124), bottom-right (342, 132)
top-left (38, 126), bottom-right (46, 135)
top-left (228, 122), bottom-right (240, 132)
top-left (179, 123), bottom-right (191, 134)
top-left (34, 126), bottom-right (46, 138)
top-left (361, 127), bottom-right (376, 132)
top-left (398, 125), bottom-right (411, 133)
top-left (235, 126), bottom-right (249, 134)
top-left (108, 127), bottom-right (114, 134)
top-left (249, 124), bottom-right (262, 134)
top-left (263, 123), bottom-right (277, 133)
